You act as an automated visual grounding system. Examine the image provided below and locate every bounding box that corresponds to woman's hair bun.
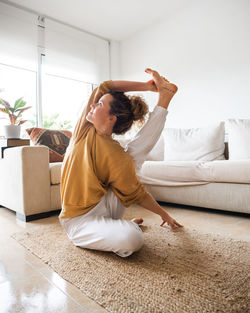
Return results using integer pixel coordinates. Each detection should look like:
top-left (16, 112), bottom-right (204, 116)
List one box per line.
top-left (128, 95), bottom-right (149, 124)
top-left (108, 91), bottom-right (149, 135)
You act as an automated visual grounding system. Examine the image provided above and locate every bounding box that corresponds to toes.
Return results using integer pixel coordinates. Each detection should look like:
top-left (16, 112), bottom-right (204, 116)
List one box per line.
top-left (161, 76), bottom-right (169, 82)
top-left (145, 68), bottom-right (159, 77)
top-left (132, 218), bottom-right (144, 225)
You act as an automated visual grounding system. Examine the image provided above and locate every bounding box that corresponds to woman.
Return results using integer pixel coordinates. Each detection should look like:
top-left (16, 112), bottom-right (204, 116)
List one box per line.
top-left (59, 68), bottom-right (183, 257)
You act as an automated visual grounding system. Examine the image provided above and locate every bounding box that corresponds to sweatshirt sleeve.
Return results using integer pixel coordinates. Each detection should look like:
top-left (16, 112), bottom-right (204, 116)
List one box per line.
top-left (72, 80), bottom-right (113, 144)
top-left (109, 153), bottom-right (152, 207)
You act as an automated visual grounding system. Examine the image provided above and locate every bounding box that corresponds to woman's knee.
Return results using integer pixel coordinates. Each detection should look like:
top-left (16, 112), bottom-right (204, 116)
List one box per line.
top-left (115, 225), bottom-right (144, 255)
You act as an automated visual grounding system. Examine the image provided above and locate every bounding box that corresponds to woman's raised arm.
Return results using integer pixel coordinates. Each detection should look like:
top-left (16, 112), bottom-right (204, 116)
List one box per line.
top-left (112, 79), bottom-right (157, 93)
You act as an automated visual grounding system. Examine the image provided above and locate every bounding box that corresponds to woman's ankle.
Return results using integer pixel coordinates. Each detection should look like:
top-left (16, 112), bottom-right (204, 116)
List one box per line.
top-left (157, 84), bottom-right (178, 109)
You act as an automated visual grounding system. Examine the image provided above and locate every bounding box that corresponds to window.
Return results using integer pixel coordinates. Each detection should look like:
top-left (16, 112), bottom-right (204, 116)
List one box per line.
top-left (0, 64), bottom-right (36, 139)
top-left (0, 2), bottom-right (110, 139)
top-left (42, 74), bottom-right (92, 131)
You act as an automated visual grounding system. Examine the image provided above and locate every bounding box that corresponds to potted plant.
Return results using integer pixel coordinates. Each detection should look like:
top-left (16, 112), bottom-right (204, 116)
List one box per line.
top-left (0, 94), bottom-right (32, 139)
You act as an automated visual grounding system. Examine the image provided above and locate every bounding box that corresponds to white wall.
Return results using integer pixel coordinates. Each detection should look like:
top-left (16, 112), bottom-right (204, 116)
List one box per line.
top-left (120, 0), bottom-right (250, 129)
top-left (110, 40), bottom-right (121, 80)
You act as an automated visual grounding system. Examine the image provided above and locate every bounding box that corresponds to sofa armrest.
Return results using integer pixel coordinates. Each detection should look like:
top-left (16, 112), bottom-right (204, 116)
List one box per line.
top-left (0, 145), bottom-right (51, 217)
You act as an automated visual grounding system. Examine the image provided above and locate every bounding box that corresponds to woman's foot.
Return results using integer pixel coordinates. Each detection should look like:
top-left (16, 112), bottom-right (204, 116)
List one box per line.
top-left (131, 217), bottom-right (144, 225)
top-left (157, 82), bottom-right (178, 109)
top-left (145, 68), bottom-right (178, 109)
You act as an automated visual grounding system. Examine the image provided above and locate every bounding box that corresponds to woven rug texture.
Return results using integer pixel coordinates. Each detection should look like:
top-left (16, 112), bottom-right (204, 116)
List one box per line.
top-left (12, 219), bottom-right (250, 313)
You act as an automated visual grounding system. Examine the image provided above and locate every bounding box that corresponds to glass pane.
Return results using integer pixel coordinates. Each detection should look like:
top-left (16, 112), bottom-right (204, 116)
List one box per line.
top-left (42, 74), bottom-right (92, 131)
top-left (0, 63), bottom-right (37, 139)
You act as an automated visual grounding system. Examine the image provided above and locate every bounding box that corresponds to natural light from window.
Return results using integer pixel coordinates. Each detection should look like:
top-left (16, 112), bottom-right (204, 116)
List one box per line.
top-left (0, 63), bottom-right (93, 139)
top-left (42, 73), bottom-right (92, 132)
top-left (0, 64), bottom-right (36, 139)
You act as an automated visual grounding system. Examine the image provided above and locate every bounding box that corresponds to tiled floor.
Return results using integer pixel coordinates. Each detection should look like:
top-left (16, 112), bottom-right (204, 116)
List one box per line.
top-left (0, 204), bottom-right (249, 313)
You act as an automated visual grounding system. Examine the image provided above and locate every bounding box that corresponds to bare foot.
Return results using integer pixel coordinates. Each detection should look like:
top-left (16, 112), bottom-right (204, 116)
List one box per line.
top-left (162, 81), bottom-right (178, 94)
top-left (145, 68), bottom-right (178, 109)
top-left (157, 81), bottom-right (178, 109)
top-left (131, 218), bottom-right (144, 225)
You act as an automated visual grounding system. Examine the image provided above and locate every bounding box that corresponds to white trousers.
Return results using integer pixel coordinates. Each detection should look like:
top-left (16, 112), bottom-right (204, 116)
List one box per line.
top-left (60, 106), bottom-right (168, 257)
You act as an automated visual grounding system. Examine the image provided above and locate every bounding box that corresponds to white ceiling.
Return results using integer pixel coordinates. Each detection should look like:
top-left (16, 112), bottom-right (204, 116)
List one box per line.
top-left (5, 0), bottom-right (189, 41)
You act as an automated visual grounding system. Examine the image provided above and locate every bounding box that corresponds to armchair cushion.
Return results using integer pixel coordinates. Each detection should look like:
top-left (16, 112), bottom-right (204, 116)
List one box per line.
top-left (50, 162), bottom-right (62, 185)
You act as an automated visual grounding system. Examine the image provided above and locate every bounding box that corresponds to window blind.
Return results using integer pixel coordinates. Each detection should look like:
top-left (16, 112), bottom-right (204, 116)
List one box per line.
top-left (44, 19), bottom-right (110, 84)
top-left (0, 2), bottom-right (110, 83)
top-left (0, 2), bottom-right (37, 71)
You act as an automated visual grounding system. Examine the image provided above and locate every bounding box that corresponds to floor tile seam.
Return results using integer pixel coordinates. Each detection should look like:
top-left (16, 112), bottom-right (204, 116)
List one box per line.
top-left (22, 252), bottom-right (93, 313)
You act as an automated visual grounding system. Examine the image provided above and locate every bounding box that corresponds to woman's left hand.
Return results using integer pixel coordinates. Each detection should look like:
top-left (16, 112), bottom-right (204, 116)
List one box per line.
top-left (146, 79), bottom-right (158, 92)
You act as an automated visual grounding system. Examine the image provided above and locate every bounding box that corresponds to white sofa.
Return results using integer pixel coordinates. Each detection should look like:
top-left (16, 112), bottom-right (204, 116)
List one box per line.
top-left (0, 121), bottom-right (250, 221)
top-left (141, 139), bottom-right (250, 214)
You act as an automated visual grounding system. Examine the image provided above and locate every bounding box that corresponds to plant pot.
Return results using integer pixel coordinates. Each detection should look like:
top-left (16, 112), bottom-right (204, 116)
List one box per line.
top-left (3, 124), bottom-right (21, 139)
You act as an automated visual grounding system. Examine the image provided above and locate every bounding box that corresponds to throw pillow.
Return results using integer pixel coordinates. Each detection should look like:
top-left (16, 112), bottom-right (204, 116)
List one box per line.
top-left (163, 122), bottom-right (225, 161)
top-left (26, 127), bottom-right (72, 163)
top-left (226, 119), bottom-right (250, 160)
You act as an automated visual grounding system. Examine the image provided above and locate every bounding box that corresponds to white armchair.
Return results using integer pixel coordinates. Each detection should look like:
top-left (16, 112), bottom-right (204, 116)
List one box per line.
top-left (0, 146), bottom-right (61, 221)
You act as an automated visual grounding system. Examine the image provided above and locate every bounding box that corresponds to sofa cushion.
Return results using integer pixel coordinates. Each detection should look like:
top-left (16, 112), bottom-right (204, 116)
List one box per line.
top-left (163, 122), bottom-right (225, 161)
top-left (141, 161), bottom-right (211, 185)
top-left (208, 160), bottom-right (250, 183)
top-left (226, 119), bottom-right (250, 160)
top-left (49, 159), bottom-right (250, 186)
top-left (141, 159), bottom-right (250, 185)
top-left (50, 162), bottom-right (62, 185)
top-left (26, 127), bottom-right (72, 163)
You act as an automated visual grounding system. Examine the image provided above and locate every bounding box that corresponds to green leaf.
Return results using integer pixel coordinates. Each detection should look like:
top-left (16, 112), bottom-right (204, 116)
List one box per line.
top-left (0, 107), bottom-right (8, 114)
top-left (14, 97), bottom-right (26, 111)
top-left (0, 106), bottom-right (11, 115)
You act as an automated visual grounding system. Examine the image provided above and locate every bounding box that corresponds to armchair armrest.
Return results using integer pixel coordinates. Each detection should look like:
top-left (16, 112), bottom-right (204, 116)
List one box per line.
top-left (0, 146), bottom-right (51, 219)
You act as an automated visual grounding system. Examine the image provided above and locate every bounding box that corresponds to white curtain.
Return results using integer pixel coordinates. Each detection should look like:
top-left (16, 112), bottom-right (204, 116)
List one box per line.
top-left (0, 2), bottom-right (37, 71)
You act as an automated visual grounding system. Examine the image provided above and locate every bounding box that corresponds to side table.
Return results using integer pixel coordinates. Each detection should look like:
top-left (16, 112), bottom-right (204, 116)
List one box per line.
top-left (0, 138), bottom-right (30, 158)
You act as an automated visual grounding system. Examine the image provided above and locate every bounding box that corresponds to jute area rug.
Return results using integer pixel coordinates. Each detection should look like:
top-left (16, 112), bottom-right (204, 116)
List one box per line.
top-left (12, 217), bottom-right (250, 313)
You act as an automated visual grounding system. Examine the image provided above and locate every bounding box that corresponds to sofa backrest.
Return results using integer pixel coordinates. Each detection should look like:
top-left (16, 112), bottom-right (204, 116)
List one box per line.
top-left (146, 135), bottom-right (229, 161)
top-left (117, 134), bottom-right (229, 161)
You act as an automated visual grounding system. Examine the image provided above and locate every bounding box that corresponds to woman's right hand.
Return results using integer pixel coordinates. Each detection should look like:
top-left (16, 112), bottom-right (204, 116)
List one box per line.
top-left (146, 79), bottom-right (158, 92)
top-left (160, 211), bottom-right (183, 232)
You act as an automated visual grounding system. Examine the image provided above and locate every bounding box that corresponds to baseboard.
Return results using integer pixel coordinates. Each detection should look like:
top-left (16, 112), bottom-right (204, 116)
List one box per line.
top-left (157, 201), bottom-right (250, 218)
top-left (16, 210), bottom-right (61, 222)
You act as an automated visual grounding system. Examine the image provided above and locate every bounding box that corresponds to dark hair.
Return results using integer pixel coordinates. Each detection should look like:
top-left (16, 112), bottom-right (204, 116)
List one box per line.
top-left (108, 91), bottom-right (149, 135)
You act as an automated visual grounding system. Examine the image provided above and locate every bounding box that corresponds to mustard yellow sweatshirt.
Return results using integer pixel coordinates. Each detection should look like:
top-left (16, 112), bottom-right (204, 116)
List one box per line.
top-left (59, 81), bottom-right (151, 219)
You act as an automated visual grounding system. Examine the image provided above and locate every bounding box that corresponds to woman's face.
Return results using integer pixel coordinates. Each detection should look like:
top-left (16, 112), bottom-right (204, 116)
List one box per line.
top-left (86, 94), bottom-right (116, 133)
